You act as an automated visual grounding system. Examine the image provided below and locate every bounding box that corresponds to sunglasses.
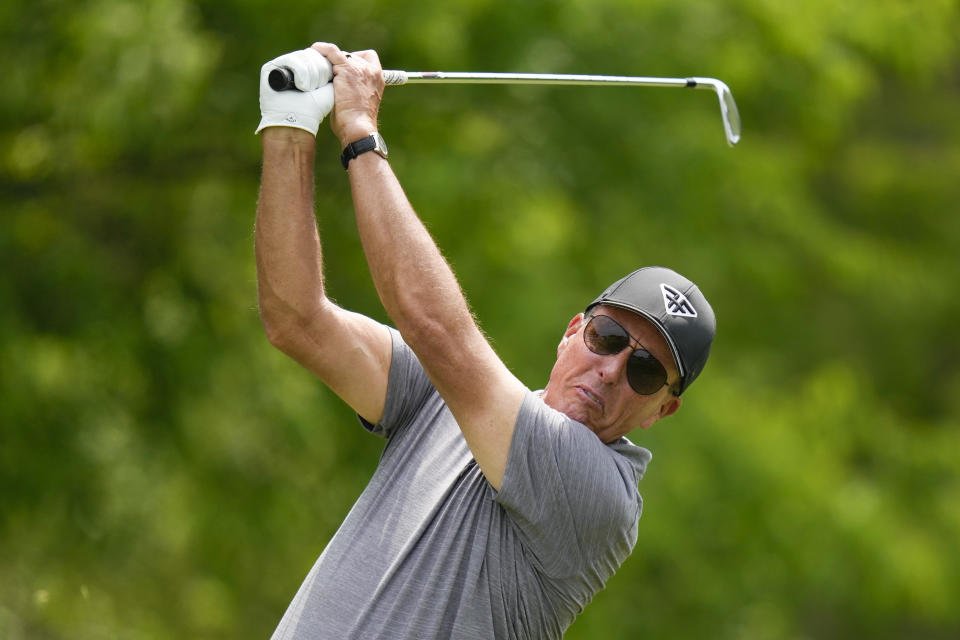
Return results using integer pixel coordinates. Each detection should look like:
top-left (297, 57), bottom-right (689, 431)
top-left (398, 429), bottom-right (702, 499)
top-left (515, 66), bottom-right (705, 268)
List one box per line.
top-left (583, 314), bottom-right (675, 395)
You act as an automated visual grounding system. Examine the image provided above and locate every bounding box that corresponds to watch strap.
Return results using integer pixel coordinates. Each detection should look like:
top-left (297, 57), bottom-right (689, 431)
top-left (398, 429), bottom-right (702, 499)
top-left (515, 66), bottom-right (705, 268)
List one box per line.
top-left (340, 135), bottom-right (378, 169)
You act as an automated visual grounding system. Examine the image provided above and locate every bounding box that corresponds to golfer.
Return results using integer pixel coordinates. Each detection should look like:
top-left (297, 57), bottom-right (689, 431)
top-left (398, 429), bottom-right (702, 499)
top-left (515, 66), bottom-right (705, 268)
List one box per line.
top-left (255, 43), bottom-right (715, 640)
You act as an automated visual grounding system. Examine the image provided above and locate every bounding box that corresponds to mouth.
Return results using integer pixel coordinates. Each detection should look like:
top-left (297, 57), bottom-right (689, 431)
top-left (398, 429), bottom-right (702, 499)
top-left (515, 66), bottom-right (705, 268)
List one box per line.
top-left (575, 385), bottom-right (605, 412)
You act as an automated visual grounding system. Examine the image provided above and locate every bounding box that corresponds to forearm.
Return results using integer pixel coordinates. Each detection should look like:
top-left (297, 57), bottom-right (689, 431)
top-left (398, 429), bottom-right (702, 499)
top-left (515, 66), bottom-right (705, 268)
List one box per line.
top-left (255, 128), bottom-right (327, 338)
top-left (348, 149), bottom-right (524, 489)
top-left (347, 153), bottom-right (476, 350)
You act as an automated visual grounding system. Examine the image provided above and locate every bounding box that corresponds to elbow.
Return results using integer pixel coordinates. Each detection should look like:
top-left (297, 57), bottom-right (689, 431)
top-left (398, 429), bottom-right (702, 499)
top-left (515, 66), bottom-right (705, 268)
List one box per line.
top-left (258, 297), bottom-right (314, 354)
top-left (259, 306), bottom-right (298, 352)
top-left (258, 295), bottom-right (340, 357)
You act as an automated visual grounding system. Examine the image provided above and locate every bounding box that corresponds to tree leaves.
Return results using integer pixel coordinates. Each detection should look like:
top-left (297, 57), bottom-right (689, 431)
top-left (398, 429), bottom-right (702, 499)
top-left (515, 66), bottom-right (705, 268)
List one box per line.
top-left (1, 1), bottom-right (958, 638)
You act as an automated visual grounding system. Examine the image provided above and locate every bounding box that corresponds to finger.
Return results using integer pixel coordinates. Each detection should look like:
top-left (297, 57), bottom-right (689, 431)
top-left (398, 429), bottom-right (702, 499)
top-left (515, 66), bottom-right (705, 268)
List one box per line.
top-left (311, 42), bottom-right (350, 65)
top-left (354, 49), bottom-right (382, 69)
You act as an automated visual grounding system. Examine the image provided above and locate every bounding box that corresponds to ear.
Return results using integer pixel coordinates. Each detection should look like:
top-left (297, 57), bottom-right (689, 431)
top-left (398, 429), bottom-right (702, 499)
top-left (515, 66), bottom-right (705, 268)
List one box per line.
top-left (557, 313), bottom-right (585, 355)
top-left (638, 394), bottom-right (682, 430)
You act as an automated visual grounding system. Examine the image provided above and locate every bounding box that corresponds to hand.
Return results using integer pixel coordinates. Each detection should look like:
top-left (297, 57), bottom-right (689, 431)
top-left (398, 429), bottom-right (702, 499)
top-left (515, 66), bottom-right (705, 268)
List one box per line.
top-left (256, 48), bottom-right (335, 136)
top-left (310, 43), bottom-right (385, 146)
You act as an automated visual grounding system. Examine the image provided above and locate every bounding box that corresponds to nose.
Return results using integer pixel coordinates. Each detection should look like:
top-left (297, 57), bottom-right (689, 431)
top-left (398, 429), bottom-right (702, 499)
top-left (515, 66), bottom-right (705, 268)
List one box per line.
top-left (596, 348), bottom-right (630, 387)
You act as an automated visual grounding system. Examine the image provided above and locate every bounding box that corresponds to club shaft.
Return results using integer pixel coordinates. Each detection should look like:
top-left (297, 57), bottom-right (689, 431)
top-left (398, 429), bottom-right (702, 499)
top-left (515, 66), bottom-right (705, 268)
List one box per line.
top-left (270, 67), bottom-right (711, 90)
top-left (384, 71), bottom-right (697, 88)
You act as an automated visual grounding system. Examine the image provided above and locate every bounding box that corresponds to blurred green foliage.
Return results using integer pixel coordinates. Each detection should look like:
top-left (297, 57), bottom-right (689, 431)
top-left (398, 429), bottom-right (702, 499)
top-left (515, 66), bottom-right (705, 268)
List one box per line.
top-left (2, 0), bottom-right (959, 638)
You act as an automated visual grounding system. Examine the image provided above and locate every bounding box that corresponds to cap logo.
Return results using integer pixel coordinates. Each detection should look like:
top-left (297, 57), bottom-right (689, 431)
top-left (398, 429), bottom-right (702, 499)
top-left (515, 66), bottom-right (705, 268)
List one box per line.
top-left (661, 283), bottom-right (698, 318)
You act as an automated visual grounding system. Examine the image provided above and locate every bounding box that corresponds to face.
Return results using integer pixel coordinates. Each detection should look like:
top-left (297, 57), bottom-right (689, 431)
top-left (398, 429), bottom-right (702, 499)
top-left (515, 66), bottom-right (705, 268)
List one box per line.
top-left (541, 305), bottom-right (682, 442)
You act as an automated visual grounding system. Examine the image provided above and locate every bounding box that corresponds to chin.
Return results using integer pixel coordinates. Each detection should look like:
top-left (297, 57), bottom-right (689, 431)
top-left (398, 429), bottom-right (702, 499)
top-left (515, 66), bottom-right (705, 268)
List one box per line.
top-left (544, 388), bottom-right (601, 430)
top-left (561, 402), bottom-right (601, 432)
top-left (553, 403), bottom-right (582, 424)
top-left (545, 395), bottom-right (582, 424)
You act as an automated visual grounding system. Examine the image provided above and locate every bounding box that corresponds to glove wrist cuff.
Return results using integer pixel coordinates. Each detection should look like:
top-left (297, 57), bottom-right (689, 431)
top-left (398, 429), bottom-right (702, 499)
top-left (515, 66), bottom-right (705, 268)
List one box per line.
top-left (255, 112), bottom-right (321, 136)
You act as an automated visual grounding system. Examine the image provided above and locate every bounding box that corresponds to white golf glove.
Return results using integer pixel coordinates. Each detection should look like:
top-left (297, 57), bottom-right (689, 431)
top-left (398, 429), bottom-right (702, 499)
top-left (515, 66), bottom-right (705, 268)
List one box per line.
top-left (256, 48), bottom-right (335, 136)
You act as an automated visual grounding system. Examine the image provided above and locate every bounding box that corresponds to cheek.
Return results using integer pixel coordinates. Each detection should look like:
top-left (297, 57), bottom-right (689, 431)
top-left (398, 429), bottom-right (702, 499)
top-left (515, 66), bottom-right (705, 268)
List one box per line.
top-left (612, 394), bottom-right (659, 426)
top-left (546, 354), bottom-right (568, 387)
top-left (552, 340), bottom-right (586, 378)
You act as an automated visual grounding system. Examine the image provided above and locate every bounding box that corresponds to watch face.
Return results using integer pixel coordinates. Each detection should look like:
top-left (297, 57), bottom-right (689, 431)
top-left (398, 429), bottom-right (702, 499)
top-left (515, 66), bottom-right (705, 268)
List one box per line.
top-left (373, 132), bottom-right (388, 157)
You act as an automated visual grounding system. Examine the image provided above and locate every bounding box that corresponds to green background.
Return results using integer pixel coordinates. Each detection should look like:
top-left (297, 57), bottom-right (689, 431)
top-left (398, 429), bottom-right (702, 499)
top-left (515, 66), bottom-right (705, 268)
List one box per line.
top-left (3, 0), bottom-right (959, 637)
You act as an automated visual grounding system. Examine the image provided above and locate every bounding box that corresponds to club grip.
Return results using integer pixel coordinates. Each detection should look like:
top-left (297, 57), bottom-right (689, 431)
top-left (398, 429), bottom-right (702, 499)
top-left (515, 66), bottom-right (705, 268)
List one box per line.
top-left (269, 66), bottom-right (408, 91)
top-left (382, 69), bottom-right (408, 85)
top-left (268, 67), bottom-right (296, 91)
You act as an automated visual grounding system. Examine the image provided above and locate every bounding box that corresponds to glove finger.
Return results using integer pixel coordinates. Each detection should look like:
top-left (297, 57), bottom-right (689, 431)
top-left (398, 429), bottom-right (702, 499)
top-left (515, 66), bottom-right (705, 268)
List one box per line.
top-left (304, 48), bottom-right (333, 87)
top-left (259, 60), bottom-right (279, 89)
top-left (276, 53), bottom-right (312, 90)
top-left (271, 48), bottom-right (331, 92)
top-left (308, 83), bottom-right (336, 121)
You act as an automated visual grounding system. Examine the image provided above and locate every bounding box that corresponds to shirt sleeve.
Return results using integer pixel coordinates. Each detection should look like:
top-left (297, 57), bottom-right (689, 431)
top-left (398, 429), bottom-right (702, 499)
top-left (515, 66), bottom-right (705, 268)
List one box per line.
top-left (358, 327), bottom-right (436, 440)
top-left (494, 390), bottom-right (652, 579)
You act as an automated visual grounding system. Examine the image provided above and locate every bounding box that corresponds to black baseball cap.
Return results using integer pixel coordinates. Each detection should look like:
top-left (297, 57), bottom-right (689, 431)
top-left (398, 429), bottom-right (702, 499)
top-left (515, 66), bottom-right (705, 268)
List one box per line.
top-left (585, 266), bottom-right (716, 395)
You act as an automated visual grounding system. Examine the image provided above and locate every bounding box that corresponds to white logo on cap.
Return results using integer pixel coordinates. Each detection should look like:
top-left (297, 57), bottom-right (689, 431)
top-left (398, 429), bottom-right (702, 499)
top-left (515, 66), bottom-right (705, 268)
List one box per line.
top-left (661, 283), bottom-right (698, 318)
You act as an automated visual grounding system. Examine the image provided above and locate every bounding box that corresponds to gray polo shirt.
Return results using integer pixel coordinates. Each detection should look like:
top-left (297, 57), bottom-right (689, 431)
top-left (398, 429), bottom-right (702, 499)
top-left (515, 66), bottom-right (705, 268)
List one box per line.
top-left (271, 327), bottom-right (652, 639)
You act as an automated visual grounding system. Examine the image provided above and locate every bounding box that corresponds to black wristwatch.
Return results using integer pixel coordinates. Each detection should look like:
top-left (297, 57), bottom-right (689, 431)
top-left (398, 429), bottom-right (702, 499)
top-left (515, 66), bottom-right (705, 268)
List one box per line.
top-left (340, 132), bottom-right (388, 169)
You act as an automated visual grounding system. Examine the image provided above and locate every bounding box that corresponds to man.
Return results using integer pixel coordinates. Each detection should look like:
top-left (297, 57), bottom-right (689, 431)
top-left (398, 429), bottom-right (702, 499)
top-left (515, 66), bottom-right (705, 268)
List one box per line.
top-left (255, 43), bottom-right (715, 640)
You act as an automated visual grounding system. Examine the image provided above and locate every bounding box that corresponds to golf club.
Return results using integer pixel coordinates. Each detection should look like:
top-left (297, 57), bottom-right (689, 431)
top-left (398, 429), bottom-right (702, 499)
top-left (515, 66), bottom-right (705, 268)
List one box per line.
top-left (268, 66), bottom-right (741, 146)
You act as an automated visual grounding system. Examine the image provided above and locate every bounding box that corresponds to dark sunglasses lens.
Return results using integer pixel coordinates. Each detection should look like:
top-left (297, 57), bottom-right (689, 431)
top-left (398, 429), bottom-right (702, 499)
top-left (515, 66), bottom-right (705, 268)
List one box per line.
top-left (626, 350), bottom-right (668, 395)
top-left (585, 315), bottom-right (670, 395)
top-left (584, 316), bottom-right (630, 355)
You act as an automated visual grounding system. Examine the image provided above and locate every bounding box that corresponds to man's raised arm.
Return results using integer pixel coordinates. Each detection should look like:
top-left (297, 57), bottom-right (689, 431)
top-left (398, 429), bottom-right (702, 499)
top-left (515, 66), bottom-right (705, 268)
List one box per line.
top-left (313, 43), bottom-right (527, 490)
top-left (255, 48), bottom-right (392, 425)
